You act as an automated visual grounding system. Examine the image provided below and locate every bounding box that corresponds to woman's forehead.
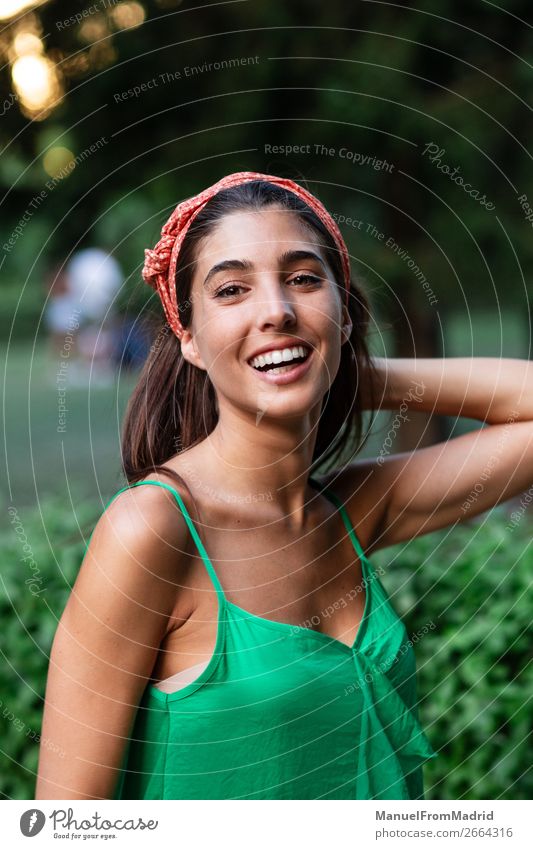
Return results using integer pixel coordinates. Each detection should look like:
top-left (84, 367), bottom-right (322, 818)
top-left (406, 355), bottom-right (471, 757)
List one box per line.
top-left (196, 208), bottom-right (322, 265)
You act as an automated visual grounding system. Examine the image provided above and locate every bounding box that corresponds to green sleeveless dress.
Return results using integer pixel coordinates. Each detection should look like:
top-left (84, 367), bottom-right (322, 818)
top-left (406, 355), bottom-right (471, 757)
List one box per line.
top-left (106, 477), bottom-right (437, 800)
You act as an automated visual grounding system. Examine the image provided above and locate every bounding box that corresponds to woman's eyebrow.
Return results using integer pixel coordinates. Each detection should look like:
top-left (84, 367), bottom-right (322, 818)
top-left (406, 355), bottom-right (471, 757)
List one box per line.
top-left (203, 250), bottom-right (327, 288)
top-left (203, 258), bottom-right (253, 288)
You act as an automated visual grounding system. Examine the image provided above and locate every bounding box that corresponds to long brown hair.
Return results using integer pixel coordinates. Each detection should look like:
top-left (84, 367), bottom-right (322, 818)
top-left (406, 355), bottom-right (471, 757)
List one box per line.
top-left (121, 179), bottom-right (379, 489)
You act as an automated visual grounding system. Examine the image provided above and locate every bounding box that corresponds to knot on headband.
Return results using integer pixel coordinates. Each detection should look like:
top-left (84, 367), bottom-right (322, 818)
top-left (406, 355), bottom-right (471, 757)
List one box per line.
top-left (142, 171), bottom-right (351, 340)
top-left (143, 235), bottom-right (175, 285)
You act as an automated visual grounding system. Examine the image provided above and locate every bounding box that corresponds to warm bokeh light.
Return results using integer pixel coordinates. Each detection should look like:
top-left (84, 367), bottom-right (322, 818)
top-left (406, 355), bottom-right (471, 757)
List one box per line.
top-left (88, 42), bottom-right (118, 69)
top-left (11, 52), bottom-right (63, 119)
top-left (43, 146), bottom-right (76, 179)
top-left (109, 2), bottom-right (146, 30)
top-left (2, 2), bottom-right (145, 117)
top-left (79, 15), bottom-right (109, 44)
top-left (61, 53), bottom-right (91, 77)
top-left (12, 30), bottom-right (43, 56)
top-left (0, 0), bottom-right (42, 21)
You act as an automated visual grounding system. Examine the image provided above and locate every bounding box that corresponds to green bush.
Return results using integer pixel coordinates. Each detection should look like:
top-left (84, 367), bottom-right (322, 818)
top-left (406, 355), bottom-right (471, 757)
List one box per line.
top-left (0, 493), bottom-right (99, 800)
top-left (374, 508), bottom-right (532, 800)
top-left (0, 493), bottom-right (530, 799)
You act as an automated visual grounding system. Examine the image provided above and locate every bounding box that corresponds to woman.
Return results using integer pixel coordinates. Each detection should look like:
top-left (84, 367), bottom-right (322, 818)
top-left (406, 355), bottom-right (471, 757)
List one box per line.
top-left (36, 172), bottom-right (533, 801)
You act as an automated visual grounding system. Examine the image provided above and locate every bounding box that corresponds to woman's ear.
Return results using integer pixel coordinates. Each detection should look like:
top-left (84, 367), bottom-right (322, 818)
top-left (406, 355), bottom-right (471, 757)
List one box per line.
top-left (179, 330), bottom-right (206, 371)
top-left (340, 304), bottom-right (352, 344)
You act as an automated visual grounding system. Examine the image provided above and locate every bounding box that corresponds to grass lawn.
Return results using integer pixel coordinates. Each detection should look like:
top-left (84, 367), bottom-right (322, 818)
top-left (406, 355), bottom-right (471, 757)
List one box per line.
top-left (1, 339), bottom-right (138, 516)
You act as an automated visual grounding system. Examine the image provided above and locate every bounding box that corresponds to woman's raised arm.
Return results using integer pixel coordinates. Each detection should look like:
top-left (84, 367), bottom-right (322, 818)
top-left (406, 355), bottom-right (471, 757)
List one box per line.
top-left (344, 356), bottom-right (533, 550)
top-left (35, 483), bottom-right (187, 800)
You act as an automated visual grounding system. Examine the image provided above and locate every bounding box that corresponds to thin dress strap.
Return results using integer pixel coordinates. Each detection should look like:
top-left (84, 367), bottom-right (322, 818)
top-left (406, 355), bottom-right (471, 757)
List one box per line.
top-left (103, 480), bottom-right (227, 604)
top-left (308, 476), bottom-right (370, 565)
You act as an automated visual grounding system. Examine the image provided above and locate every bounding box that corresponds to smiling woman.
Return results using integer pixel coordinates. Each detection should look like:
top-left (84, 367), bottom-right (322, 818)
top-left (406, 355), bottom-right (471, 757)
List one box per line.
top-left (129, 173), bottom-right (378, 474)
top-left (36, 172), bottom-right (439, 803)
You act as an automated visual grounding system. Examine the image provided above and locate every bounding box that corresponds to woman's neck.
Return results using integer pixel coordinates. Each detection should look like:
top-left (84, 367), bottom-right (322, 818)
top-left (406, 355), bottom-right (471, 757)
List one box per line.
top-left (177, 418), bottom-right (322, 521)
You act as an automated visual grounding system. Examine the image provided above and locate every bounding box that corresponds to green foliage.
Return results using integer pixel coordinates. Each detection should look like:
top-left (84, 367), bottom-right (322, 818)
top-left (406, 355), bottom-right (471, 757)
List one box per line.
top-left (0, 492), bottom-right (530, 799)
top-left (374, 508), bottom-right (532, 800)
top-left (2, 1), bottom-right (533, 340)
top-left (0, 494), bottom-right (98, 800)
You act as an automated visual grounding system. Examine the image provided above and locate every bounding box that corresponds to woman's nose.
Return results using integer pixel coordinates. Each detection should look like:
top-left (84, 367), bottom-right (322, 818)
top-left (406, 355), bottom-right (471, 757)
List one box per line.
top-left (253, 280), bottom-right (297, 327)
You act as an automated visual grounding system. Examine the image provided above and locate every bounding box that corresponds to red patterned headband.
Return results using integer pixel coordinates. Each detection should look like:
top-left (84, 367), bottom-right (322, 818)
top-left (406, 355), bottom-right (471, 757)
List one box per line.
top-left (142, 171), bottom-right (351, 340)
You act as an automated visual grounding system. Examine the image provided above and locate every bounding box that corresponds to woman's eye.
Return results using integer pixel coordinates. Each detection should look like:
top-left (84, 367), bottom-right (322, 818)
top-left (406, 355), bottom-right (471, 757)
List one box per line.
top-left (214, 285), bottom-right (244, 298)
top-left (214, 274), bottom-right (321, 298)
top-left (289, 274), bottom-right (321, 286)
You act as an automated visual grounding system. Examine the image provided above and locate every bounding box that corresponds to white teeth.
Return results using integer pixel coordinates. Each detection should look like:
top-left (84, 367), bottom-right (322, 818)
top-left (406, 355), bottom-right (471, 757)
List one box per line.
top-left (249, 345), bottom-right (309, 370)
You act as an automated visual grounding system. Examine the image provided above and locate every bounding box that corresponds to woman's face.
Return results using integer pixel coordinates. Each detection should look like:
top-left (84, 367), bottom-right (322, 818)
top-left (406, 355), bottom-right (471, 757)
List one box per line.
top-left (180, 206), bottom-right (352, 422)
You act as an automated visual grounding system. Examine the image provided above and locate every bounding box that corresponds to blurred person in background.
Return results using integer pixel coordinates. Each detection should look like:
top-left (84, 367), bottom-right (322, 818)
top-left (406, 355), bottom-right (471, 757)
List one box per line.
top-left (44, 249), bottom-right (151, 386)
top-left (65, 247), bottom-right (124, 386)
top-left (43, 262), bottom-right (82, 368)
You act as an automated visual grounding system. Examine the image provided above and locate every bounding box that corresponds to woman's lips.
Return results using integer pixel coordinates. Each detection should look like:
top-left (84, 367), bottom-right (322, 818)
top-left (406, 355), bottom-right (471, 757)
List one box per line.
top-left (247, 350), bottom-right (314, 385)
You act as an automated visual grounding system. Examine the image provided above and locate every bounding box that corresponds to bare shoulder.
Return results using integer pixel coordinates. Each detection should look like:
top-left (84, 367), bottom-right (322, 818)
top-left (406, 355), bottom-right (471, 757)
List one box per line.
top-left (89, 470), bottom-right (198, 586)
top-left (313, 459), bottom-right (391, 557)
top-left (39, 471), bottom-right (197, 799)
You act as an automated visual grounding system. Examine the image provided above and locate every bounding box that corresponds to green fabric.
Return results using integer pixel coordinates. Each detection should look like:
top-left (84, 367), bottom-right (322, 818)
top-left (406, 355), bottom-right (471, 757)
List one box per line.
top-left (106, 478), bottom-right (437, 800)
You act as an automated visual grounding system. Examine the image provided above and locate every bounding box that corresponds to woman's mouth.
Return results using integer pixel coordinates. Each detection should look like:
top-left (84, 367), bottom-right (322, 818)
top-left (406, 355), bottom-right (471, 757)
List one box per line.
top-left (246, 345), bottom-right (313, 384)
